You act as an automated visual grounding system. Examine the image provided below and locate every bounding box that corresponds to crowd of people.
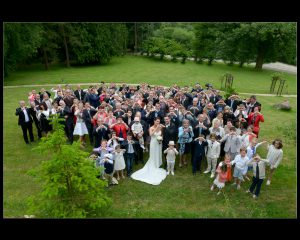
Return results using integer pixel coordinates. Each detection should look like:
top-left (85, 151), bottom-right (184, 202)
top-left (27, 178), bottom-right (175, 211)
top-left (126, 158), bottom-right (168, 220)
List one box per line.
top-left (15, 82), bottom-right (284, 198)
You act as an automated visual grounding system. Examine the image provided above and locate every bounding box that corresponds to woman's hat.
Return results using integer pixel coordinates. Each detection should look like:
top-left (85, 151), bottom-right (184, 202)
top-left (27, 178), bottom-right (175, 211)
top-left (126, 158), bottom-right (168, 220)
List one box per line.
top-left (168, 141), bottom-right (175, 146)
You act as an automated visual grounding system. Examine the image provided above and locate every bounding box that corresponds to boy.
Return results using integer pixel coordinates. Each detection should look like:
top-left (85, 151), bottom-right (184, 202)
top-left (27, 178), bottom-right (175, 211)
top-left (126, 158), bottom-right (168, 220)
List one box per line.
top-left (131, 116), bottom-right (145, 150)
top-left (163, 141), bottom-right (179, 175)
top-left (246, 154), bottom-right (269, 198)
top-left (121, 133), bottom-right (137, 176)
top-left (220, 126), bottom-right (242, 162)
top-left (231, 147), bottom-right (251, 190)
top-left (204, 133), bottom-right (221, 178)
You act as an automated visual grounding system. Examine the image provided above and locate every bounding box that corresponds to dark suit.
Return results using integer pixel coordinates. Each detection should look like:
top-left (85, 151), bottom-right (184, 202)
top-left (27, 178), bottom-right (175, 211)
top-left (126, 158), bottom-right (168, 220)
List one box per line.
top-left (193, 122), bottom-right (210, 139)
top-left (182, 93), bottom-right (193, 109)
top-left (15, 107), bottom-right (34, 143)
top-left (191, 140), bottom-right (208, 173)
top-left (225, 98), bottom-right (239, 112)
top-left (74, 89), bottom-right (86, 101)
top-left (30, 107), bottom-right (42, 138)
top-left (121, 139), bottom-right (139, 175)
top-left (57, 106), bottom-right (74, 143)
top-left (246, 101), bottom-right (262, 114)
top-left (82, 108), bottom-right (97, 145)
top-left (93, 125), bottom-right (110, 148)
top-left (148, 110), bottom-right (165, 125)
top-left (162, 123), bottom-right (178, 151)
top-left (39, 91), bottom-right (51, 100)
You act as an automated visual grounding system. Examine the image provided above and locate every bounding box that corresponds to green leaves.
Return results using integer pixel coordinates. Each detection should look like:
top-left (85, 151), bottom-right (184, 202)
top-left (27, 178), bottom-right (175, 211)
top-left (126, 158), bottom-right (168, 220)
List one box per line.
top-left (27, 115), bottom-right (111, 218)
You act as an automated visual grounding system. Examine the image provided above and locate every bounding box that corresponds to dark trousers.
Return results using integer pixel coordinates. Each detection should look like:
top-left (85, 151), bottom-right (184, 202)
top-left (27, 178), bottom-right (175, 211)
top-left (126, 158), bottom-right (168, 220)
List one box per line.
top-left (192, 155), bottom-right (203, 174)
top-left (64, 121), bottom-right (74, 143)
top-left (249, 177), bottom-right (264, 197)
top-left (125, 153), bottom-right (135, 176)
top-left (86, 124), bottom-right (94, 145)
top-left (135, 145), bottom-right (144, 164)
top-left (32, 117), bottom-right (42, 138)
top-left (20, 122), bottom-right (34, 143)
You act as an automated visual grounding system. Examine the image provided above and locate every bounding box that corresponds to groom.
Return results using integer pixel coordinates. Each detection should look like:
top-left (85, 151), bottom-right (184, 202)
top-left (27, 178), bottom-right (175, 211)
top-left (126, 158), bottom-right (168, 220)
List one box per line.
top-left (162, 116), bottom-right (178, 168)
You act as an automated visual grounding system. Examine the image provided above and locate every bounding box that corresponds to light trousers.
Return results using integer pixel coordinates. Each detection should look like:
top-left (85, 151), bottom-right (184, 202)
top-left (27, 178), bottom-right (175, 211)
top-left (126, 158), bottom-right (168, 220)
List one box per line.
top-left (206, 157), bottom-right (218, 173)
top-left (167, 160), bottom-right (175, 173)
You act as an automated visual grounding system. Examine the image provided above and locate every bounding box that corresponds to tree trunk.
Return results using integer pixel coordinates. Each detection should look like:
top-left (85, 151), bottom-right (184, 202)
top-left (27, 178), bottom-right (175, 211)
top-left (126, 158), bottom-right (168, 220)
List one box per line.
top-left (239, 61), bottom-right (245, 68)
top-left (43, 48), bottom-right (49, 70)
top-left (134, 22), bottom-right (138, 54)
top-left (255, 48), bottom-right (264, 70)
top-left (61, 24), bottom-right (70, 68)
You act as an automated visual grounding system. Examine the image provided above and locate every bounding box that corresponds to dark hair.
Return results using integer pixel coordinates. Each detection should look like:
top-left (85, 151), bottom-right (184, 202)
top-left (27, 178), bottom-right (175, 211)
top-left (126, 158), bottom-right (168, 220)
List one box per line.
top-left (39, 102), bottom-right (48, 110)
top-left (111, 131), bottom-right (116, 135)
top-left (272, 139), bottom-right (283, 149)
top-left (229, 126), bottom-right (236, 131)
top-left (127, 133), bottom-right (133, 137)
top-left (220, 164), bottom-right (227, 172)
top-left (210, 133), bottom-right (217, 139)
top-left (250, 95), bottom-right (256, 100)
top-left (154, 116), bottom-right (161, 122)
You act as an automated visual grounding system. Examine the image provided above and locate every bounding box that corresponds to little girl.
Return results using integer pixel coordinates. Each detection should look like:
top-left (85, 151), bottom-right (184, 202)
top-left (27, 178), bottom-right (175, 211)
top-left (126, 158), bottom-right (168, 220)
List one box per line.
top-left (217, 154), bottom-right (232, 182)
top-left (266, 139), bottom-right (283, 186)
top-left (113, 144), bottom-right (126, 180)
top-left (107, 131), bottom-right (124, 149)
top-left (163, 141), bottom-right (179, 176)
top-left (210, 163), bottom-right (228, 195)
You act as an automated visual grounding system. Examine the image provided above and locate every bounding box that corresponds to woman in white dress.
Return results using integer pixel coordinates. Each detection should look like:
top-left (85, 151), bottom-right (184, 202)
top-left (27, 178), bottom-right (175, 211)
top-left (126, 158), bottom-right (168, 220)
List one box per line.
top-left (73, 102), bottom-right (89, 146)
top-left (131, 117), bottom-right (167, 185)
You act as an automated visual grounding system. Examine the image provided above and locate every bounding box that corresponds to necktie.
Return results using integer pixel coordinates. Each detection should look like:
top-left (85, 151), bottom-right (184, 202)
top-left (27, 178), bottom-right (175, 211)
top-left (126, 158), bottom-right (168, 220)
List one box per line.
top-left (155, 111), bottom-right (158, 118)
top-left (230, 100), bottom-right (234, 108)
top-left (79, 91), bottom-right (81, 100)
top-left (256, 162), bottom-right (259, 179)
top-left (88, 109), bottom-right (91, 118)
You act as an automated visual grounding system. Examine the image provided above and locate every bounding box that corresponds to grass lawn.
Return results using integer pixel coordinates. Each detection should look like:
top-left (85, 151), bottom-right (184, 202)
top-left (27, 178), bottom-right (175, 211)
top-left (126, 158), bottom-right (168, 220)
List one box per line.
top-left (3, 85), bottom-right (297, 218)
top-left (4, 55), bottom-right (297, 95)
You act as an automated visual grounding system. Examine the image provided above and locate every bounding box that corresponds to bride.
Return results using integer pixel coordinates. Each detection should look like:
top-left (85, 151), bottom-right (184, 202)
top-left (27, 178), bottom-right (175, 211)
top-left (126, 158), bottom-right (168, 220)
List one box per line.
top-left (131, 117), bottom-right (167, 185)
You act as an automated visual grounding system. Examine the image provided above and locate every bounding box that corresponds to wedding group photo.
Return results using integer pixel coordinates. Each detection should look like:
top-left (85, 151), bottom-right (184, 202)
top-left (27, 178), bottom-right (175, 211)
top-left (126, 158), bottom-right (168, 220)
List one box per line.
top-left (3, 22), bottom-right (297, 218)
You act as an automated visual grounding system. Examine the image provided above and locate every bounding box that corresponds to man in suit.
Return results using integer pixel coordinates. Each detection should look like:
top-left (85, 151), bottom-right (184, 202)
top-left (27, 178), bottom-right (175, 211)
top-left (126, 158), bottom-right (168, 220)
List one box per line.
top-left (167, 106), bottom-right (179, 128)
top-left (188, 97), bottom-right (202, 118)
top-left (39, 88), bottom-right (51, 101)
top-left (181, 91), bottom-right (193, 110)
top-left (57, 100), bottom-right (74, 144)
top-left (53, 90), bottom-right (64, 105)
top-left (15, 100), bottom-right (34, 144)
top-left (63, 89), bottom-right (75, 108)
top-left (220, 126), bottom-right (242, 161)
top-left (246, 95), bottom-right (262, 115)
top-left (82, 102), bottom-right (97, 146)
top-left (225, 94), bottom-right (240, 112)
top-left (29, 101), bottom-right (43, 139)
top-left (74, 84), bottom-right (86, 102)
top-left (191, 135), bottom-right (208, 175)
top-left (193, 114), bottom-right (210, 139)
top-left (148, 102), bottom-right (165, 125)
top-left (93, 118), bottom-right (110, 148)
top-left (162, 116), bottom-right (178, 167)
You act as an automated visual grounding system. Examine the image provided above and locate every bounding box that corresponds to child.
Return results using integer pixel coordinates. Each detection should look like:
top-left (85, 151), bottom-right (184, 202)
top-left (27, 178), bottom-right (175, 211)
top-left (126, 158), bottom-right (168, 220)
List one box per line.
top-left (163, 141), bottom-right (179, 176)
top-left (203, 133), bottom-right (221, 179)
top-left (113, 144), bottom-right (126, 180)
top-left (241, 125), bottom-right (257, 148)
top-left (217, 153), bottom-right (232, 182)
top-left (107, 131), bottom-right (124, 150)
top-left (266, 139), bottom-right (283, 186)
top-left (93, 140), bottom-right (113, 178)
top-left (131, 116), bottom-right (145, 150)
top-left (246, 154), bottom-right (269, 198)
top-left (244, 138), bottom-right (268, 181)
top-left (191, 134), bottom-right (208, 175)
top-left (220, 126), bottom-right (242, 163)
top-left (231, 147), bottom-right (251, 190)
top-left (210, 163), bottom-right (228, 195)
top-left (121, 133), bottom-right (137, 177)
top-left (100, 153), bottom-right (118, 186)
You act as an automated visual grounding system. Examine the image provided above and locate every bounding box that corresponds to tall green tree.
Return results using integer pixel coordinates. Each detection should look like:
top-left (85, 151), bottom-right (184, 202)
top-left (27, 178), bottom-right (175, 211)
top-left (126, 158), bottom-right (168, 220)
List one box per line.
top-left (4, 23), bottom-right (43, 76)
top-left (27, 114), bottom-right (111, 218)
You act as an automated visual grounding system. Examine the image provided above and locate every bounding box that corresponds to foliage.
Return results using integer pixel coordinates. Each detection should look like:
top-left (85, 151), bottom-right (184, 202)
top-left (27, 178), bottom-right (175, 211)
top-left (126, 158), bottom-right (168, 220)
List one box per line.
top-left (27, 114), bottom-right (111, 218)
top-left (223, 86), bottom-right (238, 100)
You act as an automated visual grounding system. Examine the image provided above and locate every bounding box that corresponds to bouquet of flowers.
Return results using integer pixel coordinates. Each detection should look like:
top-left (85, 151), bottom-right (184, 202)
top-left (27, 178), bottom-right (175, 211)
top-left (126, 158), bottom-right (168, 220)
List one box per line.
top-left (156, 135), bottom-right (163, 144)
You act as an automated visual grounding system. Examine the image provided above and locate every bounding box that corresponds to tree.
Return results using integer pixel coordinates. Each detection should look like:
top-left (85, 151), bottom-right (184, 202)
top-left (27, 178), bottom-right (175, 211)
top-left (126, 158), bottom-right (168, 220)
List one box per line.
top-left (4, 23), bottom-right (43, 76)
top-left (27, 114), bottom-right (111, 218)
top-left (233, 23), bottom-right (296, 70)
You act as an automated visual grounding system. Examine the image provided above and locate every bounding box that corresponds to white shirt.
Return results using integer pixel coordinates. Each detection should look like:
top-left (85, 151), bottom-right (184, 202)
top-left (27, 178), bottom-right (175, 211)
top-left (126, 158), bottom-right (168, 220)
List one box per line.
top-left (164, 148), bottom-right (179, 162)
top-left (231, 154), bottom-right (250, 171)
top-left (267, 144), bottom-right (283, 168)
top-left (23, 108), bottom-right (30, 122)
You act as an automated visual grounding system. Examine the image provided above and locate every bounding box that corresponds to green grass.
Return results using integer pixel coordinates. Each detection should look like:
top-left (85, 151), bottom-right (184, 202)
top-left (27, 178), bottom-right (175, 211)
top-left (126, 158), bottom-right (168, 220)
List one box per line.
top-left (4, 55), bottom-right (297, 95)
top-left (4, 85), bottom-right (296, 218)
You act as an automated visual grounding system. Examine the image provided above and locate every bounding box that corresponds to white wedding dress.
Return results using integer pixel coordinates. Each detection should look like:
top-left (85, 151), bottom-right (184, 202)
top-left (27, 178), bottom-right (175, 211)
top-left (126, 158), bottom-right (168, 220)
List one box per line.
top-left (131, 131), bottom-right (167, 185)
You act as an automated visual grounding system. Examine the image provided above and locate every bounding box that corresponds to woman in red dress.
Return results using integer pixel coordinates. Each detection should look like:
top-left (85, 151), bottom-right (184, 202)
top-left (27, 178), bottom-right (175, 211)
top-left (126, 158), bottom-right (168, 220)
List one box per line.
top-left (109, 116), bottom-right (129, 139)
top-left (247, 106), bottom-right (264, 137)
